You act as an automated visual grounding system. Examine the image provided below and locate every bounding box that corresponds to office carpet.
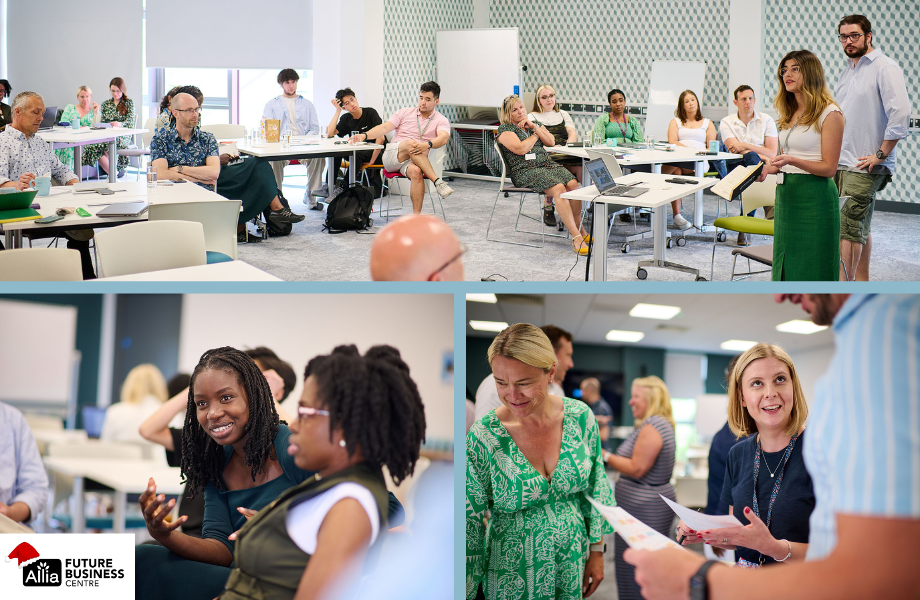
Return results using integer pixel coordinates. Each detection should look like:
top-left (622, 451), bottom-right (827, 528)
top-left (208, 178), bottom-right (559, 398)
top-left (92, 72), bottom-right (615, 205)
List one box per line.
top-left (232, 168), bottom-right (920, 282)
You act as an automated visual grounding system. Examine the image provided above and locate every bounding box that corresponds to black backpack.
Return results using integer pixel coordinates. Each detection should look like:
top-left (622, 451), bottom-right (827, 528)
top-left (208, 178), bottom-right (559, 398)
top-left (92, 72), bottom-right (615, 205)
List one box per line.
top-left (323, 184), bottom-right (374, 233)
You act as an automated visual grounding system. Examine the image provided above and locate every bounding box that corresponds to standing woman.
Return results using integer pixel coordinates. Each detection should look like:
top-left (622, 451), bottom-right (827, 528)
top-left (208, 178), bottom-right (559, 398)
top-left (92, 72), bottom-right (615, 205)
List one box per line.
top-left (661, 90), bottom-right (717, 229)
top-left (593, 88), bottom-right (644, 145)
top-left (759, 50), bottom-right (843, 281)
top-left (467, 323), bottom-right (615, 600)
top-left (529, 83), bottom-right (582, 226)
top-left (602, 376), bottom-right (676, 600)
top-left (676, 343), bottom-right (814, 568)
top-left (56, 86), bottom-right (102, 171)
top-left (98, 77), bottom-right (136, 177)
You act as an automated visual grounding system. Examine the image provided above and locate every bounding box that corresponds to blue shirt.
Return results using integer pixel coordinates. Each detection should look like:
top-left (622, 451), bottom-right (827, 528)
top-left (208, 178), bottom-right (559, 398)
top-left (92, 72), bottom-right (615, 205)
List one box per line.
top-left (705, 422), bottom-right (748, 515)
top-left (149, 126), bottom-right (219, 189)
top-left (835, 49), bottom-right (911, 174)
top-left (0, 126), bottom-right (77, 186)
top-left (804, 294), bottom-right (920, 560)
top-left (263, 95), bottom-right (319, 136)
top-left (0, 402), bottom-right (49, 523)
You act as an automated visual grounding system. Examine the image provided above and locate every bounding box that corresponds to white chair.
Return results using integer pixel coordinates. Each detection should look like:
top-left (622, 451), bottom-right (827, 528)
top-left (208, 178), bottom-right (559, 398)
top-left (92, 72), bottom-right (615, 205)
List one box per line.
top-left (149, 200), bottom-right (241, 261)
top-left (117, 116), bottom-right (157, 181)
top-left (0, 248), bottom-right (83, 281)
top-left (94, 220), bottom-right (207, 277)
top-left (200, 123), bottom-right (245, 139)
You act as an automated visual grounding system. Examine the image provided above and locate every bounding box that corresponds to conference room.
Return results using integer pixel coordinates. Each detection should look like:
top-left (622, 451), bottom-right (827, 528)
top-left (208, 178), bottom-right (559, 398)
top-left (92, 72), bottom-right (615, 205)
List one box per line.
top-left (0, 0), bottom-right (916, 281)
top-left (0, 293), bottom-right (454, 599)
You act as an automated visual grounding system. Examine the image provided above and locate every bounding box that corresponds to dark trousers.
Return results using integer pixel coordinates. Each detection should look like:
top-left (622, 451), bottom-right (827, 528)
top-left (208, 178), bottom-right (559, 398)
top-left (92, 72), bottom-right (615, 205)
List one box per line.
top-left (66, 237), bottom-right (96, 279)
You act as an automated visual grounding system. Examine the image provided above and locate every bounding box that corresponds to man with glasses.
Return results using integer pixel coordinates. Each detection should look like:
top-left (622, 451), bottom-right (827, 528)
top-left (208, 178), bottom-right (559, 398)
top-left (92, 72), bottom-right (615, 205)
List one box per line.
top-left (150, 93), bottom-right (221, 189)
top-left (369, 214), bottom-right (465, 281)
top-left (834, 14), bottom-right (910, 281)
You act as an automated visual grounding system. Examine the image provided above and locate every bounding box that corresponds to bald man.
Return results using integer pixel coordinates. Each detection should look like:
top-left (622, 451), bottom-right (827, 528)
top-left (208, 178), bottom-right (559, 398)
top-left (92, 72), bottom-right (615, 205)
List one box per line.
top-left (579, 377), bottom-right (613, 449)
top-left (369, 214), bottom-right (465, 281)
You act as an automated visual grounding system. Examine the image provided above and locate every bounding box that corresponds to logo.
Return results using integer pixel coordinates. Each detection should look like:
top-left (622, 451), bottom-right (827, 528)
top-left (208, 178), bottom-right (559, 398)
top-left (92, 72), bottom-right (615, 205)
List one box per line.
top-left (5, 542), bottom-right (62, 587)
top-left (5, 540), bottom-right (126, 590)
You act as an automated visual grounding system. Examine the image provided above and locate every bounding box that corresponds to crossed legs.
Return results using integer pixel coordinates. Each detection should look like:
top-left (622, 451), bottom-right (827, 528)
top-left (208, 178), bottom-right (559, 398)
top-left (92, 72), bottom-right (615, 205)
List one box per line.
top-left (397, 146), bottom-right (440, 214)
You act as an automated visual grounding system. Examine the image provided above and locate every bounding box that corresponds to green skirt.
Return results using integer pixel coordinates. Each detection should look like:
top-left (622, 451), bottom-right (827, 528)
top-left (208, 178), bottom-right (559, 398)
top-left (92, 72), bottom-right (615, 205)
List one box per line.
top-left (217, 157), bottom-right (277, 224)
top-left (773, 173), bottom-right (840, 281)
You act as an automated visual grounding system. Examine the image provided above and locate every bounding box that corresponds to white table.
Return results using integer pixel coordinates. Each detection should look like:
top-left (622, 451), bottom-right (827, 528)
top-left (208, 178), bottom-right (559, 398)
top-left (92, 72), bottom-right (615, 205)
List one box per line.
top-left (561, 172), bottom-right (715, 280)
top-left (238, 138), bottom-right (385, 195)
top-left (2, 180), bottom-right (221, 248)
top-left (43, 457), bottom-right (184, 533)
top-left (36, 127), bottom-right (147, 183)
top-left (31, 429), bottom-right (88, 455)
top-left (549, 144), bottom-right (739, 231)
top-left (94, 260), bottom-right (282, 281)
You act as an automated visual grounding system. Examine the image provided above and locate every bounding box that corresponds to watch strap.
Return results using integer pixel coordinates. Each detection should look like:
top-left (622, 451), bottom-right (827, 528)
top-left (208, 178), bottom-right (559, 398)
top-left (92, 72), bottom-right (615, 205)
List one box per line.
top-left (689, 560), bottom-right (718, 600)
top-left (876, 149), bottom-right (887, 160)
top-left (427, 140), bottom-right (433, 148)
top-left (589, 542), bottom-right (606, 553)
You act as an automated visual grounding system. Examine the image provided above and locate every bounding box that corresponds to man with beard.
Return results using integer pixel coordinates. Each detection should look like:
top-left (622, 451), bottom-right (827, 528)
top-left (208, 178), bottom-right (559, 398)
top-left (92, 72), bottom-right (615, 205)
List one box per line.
top-left (834, 15), bottom-right (910, 281)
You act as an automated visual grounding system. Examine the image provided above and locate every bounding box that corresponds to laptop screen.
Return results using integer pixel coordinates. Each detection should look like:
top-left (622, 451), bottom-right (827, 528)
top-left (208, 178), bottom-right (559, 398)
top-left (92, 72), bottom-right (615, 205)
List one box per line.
top-left (39, 106), bottom-right (57, 128)
top-left (586, 158), bottom-right (616, 192)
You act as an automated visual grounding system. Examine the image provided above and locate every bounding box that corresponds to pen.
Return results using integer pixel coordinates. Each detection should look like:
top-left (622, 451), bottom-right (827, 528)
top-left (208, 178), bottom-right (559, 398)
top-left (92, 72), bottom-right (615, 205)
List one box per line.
top-left (677, 508), bottom-right (702, 545)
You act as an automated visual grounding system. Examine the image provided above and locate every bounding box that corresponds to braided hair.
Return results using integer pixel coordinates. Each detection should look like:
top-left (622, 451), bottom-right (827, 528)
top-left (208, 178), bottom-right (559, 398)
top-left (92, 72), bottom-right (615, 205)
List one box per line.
top-left (304, 345), bottom-right (426, 484)
top-left (181, 346), bottom-right (280, 495)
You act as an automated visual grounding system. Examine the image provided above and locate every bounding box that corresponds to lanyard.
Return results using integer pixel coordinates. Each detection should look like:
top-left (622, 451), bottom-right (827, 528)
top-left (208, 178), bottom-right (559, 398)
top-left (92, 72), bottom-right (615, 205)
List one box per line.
top-left (416, 113), bottom-right (432, 140)
top-left (752, 432), bottom-right (798, 564)
top-left (780, 116), bottom-right (801, 156)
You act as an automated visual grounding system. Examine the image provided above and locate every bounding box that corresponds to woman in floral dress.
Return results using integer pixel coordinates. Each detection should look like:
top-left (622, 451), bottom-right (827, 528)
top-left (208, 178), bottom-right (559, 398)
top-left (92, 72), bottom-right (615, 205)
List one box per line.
top-left (56, 86), bottom-right (101, 171)
top-left (467, 323), bottom-right (615, 600)
top-left (98, 77), bottom-right (136, 176)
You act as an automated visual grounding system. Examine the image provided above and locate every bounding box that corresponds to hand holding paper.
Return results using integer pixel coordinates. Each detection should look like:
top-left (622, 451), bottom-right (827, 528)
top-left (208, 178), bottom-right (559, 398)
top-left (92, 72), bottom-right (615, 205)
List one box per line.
top-left (659, 495), bottom-right (742, 531)
top-left (585, 496), bottom-right (681, 551)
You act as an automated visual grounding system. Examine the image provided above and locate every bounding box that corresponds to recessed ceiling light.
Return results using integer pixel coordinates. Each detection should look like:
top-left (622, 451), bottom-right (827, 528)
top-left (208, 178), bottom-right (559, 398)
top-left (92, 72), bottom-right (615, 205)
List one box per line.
top-left (776, 319), bottom-right (827, 334)
top-left (606, 330), bottom-right (645, 343)
top-left (721, 340), bottom-right (758, 352)
top-left (469, 320), bottom-right (509, 332)
top-left (466, 294), bottom-right (497, 304)
top-left (629, 303), bottom-right (682, 320)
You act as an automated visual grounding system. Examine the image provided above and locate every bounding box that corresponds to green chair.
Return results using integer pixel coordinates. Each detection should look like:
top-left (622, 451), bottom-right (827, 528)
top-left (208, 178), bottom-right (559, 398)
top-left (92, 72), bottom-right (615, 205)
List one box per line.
top-left (709, 174), bottom-right (777, 280)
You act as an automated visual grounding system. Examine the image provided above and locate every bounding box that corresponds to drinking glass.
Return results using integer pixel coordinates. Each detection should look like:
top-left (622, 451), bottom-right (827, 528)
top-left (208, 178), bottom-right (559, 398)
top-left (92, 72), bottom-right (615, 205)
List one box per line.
top-left (146, 165), bottom-right (157, 188)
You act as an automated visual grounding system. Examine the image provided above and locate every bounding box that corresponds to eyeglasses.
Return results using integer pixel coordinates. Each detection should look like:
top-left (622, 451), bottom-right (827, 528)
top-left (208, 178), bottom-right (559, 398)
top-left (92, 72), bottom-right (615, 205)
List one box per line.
top-left (297, 406), bottom-right (330, 421)
top-left (838, 33), bottom-right (866, 42)
top-left (780, 65), bottom-right (801, 76)
top-left (427, 242), bottom-right (467, 281)
top-left (175, 107), bottom-right (201, 114)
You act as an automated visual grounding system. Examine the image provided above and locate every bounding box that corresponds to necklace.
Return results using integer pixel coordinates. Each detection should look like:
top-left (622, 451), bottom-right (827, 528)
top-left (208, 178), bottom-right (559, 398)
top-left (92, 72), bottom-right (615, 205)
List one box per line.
top-left (761, 449), bottom-right (784, 478)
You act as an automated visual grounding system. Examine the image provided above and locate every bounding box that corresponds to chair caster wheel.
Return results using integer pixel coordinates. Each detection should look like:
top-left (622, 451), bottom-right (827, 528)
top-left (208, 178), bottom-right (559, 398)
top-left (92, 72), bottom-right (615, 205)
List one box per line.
top-left (666, 238), bottom-right (672, 249)
top-left (621, 243), bottom-right (630, 253)
top-left (718, 232), bottom-right (727, 242)
top-left (695, 275), bottom-right (707, 281)
top-left (637, 268), bottom-right (648, 280)
top-left (677, 237), bottom-right (687, 247)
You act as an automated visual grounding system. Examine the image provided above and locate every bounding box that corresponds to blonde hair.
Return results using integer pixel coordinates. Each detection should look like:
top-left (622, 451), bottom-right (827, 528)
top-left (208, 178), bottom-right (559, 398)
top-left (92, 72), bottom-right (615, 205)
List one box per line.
top-left (532, 84), bottom-right (560, 113)
top-left (487, 323), bottom-right (556, 373)
top-left (499, 95), bottom-right (524, 125)
top-left (120, 364), bottom-right (168, 406)
top-left (727, 343), bottom-right (808, 438)
top-left (631, 376), bottom-right (675, 428)
top-left (773, 50), bottom-right (841, 133)
top-left (76, 86), bottom-right (92, 97)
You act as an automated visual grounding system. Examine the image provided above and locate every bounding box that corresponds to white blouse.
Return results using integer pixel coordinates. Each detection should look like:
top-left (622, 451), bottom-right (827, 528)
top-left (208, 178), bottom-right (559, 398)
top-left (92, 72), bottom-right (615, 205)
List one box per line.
top-left (779, 105), bottom-right (841, 175)
top-left (673, 117), bottom-right (711, 150)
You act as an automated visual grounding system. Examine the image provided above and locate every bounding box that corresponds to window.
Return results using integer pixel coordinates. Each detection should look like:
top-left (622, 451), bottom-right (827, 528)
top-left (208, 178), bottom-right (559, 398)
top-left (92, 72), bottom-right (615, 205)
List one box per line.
top-left (238, 69), bottom-right (313, 131)
top-left (670, 397), bottom-right (698, 465)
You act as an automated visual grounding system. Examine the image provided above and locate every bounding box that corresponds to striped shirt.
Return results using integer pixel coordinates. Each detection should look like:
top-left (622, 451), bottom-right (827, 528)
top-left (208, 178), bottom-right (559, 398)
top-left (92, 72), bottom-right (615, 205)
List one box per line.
top-left (804, 294), bottom-right (920, 560)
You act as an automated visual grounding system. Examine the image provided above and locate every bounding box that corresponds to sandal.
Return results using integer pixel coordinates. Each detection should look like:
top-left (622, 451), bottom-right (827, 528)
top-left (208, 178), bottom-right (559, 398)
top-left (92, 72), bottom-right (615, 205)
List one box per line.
top-left (572, 235), bottom-right (589, 256)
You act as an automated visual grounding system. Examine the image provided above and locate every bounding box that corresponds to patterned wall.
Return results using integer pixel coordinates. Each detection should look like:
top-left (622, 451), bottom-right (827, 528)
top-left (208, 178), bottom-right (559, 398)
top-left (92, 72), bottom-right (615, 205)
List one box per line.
top-left (764, 1), bottom-right (919, 203)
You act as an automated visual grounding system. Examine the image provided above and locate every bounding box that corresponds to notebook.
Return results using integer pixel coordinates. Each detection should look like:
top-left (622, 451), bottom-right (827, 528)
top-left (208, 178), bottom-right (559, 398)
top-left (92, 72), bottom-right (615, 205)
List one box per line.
top-left (96, 201), bottom-right (149, 217)
top-left (0, 189), bottom-right (40, 223)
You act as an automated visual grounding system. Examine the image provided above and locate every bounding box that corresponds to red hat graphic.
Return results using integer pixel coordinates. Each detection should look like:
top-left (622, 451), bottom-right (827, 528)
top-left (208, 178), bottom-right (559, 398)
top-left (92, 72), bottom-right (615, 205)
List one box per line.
top-left (6, 542), bottom-right (40, 568)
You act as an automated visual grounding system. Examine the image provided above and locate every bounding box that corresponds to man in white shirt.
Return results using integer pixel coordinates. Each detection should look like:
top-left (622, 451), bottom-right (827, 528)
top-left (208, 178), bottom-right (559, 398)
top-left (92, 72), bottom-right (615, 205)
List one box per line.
top-left (263, 69), bottom-right (325, 210)
top-left (717, 85), bottom-right (779, 245)
top-left (834, 15), bottom-right (911, 281)
top-left (473, 324), bottom-right (575, 422)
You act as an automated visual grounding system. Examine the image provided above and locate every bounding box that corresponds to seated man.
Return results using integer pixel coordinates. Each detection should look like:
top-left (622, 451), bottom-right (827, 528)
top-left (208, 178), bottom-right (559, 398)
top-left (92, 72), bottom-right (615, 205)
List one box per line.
top-left (349, 81), bottom-right (454, 214)
top-left (0, 401), bottom-right (49, 525)
top-left (0, 91), bottom-right (95, 278)
top-left (263, 69), bottom-right (324, 210)
top-left (150, 92), bottom-right (303, 242)
top-left (370, 214), bottom-right (465, 281)
top-left (326, 87), bottom-right (385, 197)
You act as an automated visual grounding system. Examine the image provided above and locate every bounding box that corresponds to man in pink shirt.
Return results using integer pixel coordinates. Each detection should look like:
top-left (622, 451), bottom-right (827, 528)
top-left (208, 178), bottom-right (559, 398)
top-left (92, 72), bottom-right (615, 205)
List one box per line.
top-left (349, 81), bottom-right (453, 213)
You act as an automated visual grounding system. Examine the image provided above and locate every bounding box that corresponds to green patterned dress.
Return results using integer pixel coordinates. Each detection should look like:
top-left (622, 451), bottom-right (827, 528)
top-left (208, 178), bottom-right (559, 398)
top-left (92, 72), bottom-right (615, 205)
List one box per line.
top-left (466, 398), bottom-right (615, 600)
top-left (99, 98), bottom-right (136, 170)
top-left (55, 104), bottom-right (104, 171)
top-left (496, 122), bottom-right (576, 193)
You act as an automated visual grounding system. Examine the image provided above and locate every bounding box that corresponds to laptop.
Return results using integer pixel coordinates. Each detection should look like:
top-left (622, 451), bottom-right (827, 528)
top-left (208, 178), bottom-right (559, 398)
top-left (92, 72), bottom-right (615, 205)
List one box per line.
top-left (96, 201), bottom-right (149, 217)
top-left (37, 106), bottom-right (58, 130)
top-left (584, 155), bottom-right (648, 198)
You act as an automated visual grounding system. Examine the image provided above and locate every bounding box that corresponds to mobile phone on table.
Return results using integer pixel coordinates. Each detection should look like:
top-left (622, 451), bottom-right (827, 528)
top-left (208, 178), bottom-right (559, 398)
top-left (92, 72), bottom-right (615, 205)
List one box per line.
top-left (97, 188), bottom-right (115, 195)
top-left (35, 214), bottom-right (65, 224)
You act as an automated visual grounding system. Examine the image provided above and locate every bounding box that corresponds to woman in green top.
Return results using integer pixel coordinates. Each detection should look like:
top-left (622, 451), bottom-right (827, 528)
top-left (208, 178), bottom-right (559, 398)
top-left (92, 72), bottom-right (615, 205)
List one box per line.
top-left (97, 77), bottom-right (136, 177)
top-left (467, 324), bottom-right (615, 600)
top-left (56, 86), bottom-right (102, 172)
top-left (593, 89), bottom-right (644, 145)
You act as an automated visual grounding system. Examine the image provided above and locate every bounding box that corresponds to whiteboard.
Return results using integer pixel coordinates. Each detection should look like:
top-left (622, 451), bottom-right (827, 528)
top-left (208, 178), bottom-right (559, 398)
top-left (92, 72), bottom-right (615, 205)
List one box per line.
top-left (695, 393), bottom-right (729, 439)
top-left (0, 299), bottom-right (77, 404)
top-left (645, 61), bottom-right (706, 142)
top-left (436, 28), bottom-right (520, 108)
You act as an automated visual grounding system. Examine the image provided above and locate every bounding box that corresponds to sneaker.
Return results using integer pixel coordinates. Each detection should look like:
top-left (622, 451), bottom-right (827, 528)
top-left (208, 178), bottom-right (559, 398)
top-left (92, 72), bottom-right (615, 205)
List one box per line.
top-left (543, 205), bottom-right (557, 227)
top-left (117, 169), bottom-right (125, 179)
top-left (672, 213), bottom-right (691, 229)
top-left (237, 230), bottom-right (262, 243)
top-left (309, 203), bottom-right (324, 211)
top-left (737, 232), bottom-right (751, 246)
top-left (269, 207), bottom-right (306, 224)
top-left (434, 178), bottom-right (454, 199)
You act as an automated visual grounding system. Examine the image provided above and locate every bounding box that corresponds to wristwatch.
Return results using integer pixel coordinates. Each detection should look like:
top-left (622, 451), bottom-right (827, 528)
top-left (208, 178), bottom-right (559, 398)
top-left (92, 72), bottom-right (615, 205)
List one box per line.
top-left (589, 542), bottom-right (606, 553)
top-left (876, 149), bottom-right (887, 160)
top-left (177, 165), bottom-right (184, 174)
top-left (689, 560), bottom-right (718, 600)
top-left (427, 140), bottom-right (433, 148)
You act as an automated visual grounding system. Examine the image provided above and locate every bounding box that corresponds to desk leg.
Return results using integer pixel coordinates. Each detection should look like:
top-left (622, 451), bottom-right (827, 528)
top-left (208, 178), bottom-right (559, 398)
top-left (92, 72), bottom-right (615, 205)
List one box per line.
top-left (108, 140), bottom-right (117, 183)
top-left (350, 150), bottom-right (357, 184)
top-left (652, 205), bottom-right (667, 263)
top-left (694, 161), bottom-right (705, 228)
top-left (72, 475), bottom-right (85, 533)
top-left (327, 157), bottom-right (335, 196)
top-left (74, 145), bottom-right (83, 182)
top-left (113, 490), bottom-right (126, 533)
top-left (593, 202), bottom-right (608, 281)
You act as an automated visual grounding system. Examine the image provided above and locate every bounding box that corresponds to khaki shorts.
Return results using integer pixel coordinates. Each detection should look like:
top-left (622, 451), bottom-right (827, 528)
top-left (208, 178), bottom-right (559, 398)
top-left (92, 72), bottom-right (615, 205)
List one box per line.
top-left (382, 142), bottom-right (412, 176)
top-left (836, 170), bottom-right (891, 245)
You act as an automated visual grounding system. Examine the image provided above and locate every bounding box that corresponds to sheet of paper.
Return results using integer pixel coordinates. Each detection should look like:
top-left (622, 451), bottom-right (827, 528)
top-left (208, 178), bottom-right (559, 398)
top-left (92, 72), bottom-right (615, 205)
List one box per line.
top-left (659, 495), bottom-right (742, 531)
top-left (585, 496), bottom-right (681, 551)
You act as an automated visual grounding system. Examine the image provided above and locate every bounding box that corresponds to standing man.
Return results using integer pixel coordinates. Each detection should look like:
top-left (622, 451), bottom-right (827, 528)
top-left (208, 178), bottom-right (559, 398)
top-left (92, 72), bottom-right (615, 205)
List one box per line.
top-left (326, 87), bottom-right (385, 196)
top-left (835, 14), bottom-right (910, 281)
top-left (717, 85), bottom-right (779, 244)
top-left (263, 69), bottom-right (325, 210)
top-left (579, 377), bottom-right (613, 449)
top-left (349, 81), bottom-right (454, 214)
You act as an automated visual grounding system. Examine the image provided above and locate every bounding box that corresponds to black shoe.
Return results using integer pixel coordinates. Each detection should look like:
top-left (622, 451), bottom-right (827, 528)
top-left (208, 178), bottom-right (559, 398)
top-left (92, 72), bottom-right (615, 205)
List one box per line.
top-left (117, 169), bottom-right (125, 178)
top-left (543, 205), bottom-right (557, 227)
top-left (269, 207), bottom-right (306, 224)
top-left (309, 203), bottom-right (324, 211)
top-left (619, 213), bottom-right (633, 222)
top-left (237, 230), bottom-right (262, 243)
top-left (737, 232), bottom-right (751, 246)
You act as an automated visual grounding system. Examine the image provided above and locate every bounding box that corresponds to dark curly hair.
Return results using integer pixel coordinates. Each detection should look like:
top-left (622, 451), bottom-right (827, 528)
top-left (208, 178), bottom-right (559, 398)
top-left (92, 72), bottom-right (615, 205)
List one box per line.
top-left (181, 347), bottom-right (280, 495)
top-left (245, 346), bottom-right (296, 401)
top-left (277, 69), bottom-right (299, 85)
top-left (304, 345), bottom-right (425, 484)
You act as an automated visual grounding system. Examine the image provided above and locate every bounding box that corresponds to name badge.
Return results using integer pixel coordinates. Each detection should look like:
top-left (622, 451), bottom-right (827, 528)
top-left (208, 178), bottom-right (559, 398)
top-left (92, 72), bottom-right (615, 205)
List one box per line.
top-left (525, 153), bottom-right (536, 161)
top-left (776, 172), bottom-right (785, 185)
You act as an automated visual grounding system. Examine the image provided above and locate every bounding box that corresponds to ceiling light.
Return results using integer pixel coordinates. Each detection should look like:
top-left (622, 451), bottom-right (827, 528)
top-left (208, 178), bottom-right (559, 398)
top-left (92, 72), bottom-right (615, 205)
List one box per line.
top-left (629, 303), bottom-right (682, 320)
top-left (776, 319), bottom-right (827, 334)
top-left (605, 330), bottom-right (645, 343)
top-left (721, 340), bottom-right (758, 352)
top-left (469, 320), bottom-right (508, 332)
top-left (466, 293), bottom-right (497, 303)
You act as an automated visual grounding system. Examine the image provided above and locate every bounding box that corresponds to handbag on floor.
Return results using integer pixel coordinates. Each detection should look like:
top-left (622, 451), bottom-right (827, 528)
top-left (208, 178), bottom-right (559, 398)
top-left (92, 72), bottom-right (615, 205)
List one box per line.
top-left (323, 184), bottom-right (374, 234)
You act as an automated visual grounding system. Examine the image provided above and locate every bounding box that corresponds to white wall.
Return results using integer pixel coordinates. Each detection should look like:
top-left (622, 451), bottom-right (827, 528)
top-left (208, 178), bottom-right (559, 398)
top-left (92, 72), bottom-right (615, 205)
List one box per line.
top-left (787, 344), bottom-right (836, 409)
top-left (728, 0), bottom-right (766, 110)
top-left (177, 294), bottom-right (454, 440)
top-left (665, 352), bottom-right (706, 400)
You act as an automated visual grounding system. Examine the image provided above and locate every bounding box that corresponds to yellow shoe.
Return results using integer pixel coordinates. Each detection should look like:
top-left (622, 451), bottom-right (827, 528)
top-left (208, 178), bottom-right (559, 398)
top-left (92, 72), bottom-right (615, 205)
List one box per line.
top-left (582, 235), bottom-right (592, 244)
top-left (573, 236), bottom-right (589, 256)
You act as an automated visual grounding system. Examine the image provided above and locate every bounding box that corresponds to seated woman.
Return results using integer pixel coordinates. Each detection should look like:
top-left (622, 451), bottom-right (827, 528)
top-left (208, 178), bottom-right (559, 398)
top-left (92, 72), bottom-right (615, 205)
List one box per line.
top-left (56, 86), bottom-right (103, 172)
top-left (100, 364), bottom-right (168, 453)
top-left (660, 89), bottom-right (717, 230)
top-left (218, 344), bottom-right (426, 600)
top-left (97, 77), bottom-right (136, 178)
top-left (135, 347), bottom-right (402, 600)
top-left (0, 79), bottom-right (12, 131)
top-left (593, 88), bottom-right (644, 145)
top-left (676, 343), bottom-right (814, 567)
top-left (496, 95), bottom-right (588, 255)
top-left (528, 84), bottom-right (581, 226)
